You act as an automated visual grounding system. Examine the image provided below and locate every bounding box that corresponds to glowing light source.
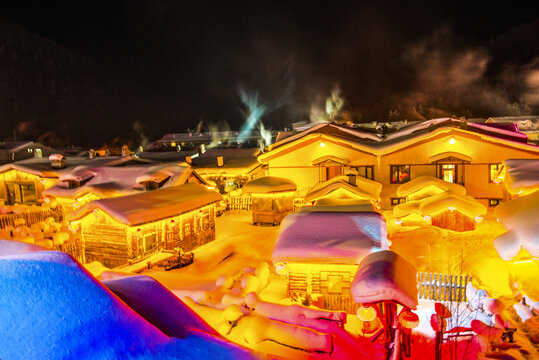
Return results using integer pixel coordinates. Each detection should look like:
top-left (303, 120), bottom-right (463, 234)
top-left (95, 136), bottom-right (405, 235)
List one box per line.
top-left (447, 206), bottom-right (456, 211)
top-left (394, 219), bottom-right (402, 225)
top-left (474, 216), bottom-right (483, 223)
top-left (68, 223), bottom-right (79, 232)
top-left (513, 259), bottom-right (533, 265)
top-left (357, 305), bottom-right (377, 322)
top-left (449, 137), bottom-right (456, 145)
top-left (275, 262), bottom-right (289, 275)
top-left (320, 142), bottom-right (325, 147)
top-left (423, 215), bottom-right (431, 221)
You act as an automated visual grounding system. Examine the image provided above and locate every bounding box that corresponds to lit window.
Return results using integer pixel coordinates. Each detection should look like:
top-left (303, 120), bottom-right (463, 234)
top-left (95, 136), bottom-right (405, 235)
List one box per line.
top-left (391, 197), bottom-right (406, 205)
top-left (489, 199), bottom-right (502, 207)
top-left (441, 164), bottom-right (456, 183)
top-left (489, 164), bottom-right (502, 183)
top-left (327, 275), bottom-right (343, 294)
top-left (390, 165), bottom-right (410, 184)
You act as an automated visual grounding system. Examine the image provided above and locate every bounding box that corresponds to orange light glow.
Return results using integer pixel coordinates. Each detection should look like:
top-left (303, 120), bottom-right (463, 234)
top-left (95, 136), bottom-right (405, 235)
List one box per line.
top-left (357, 306), bottom-right (377, 321)
top-left (320, 142), bottom-right (325, 147)
top-left (449, 137), bottom-right (456, 144)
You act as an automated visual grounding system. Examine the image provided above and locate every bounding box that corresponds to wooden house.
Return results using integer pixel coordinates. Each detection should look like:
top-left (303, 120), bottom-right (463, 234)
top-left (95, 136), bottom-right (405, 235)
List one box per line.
top-left (257, 118), bottom-right (539, 209)
top-left (242, 176), bottom-right (297, 225)
top-left (394, 176), bottom-right (487, 231)
top-left (272, 205), bottom-right (389, 313)
top-left (68, 183), bottom-right (222, 268)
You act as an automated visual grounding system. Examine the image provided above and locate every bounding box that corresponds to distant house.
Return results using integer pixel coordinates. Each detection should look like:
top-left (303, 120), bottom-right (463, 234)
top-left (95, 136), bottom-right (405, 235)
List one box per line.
top-left (0, 141), bottom-right (59, 163)
top-left (139, 147), bottom-right (264, 192)
top-left (258, 118), bottom-right (539, 209)
top-left (272, 204), bottom-right (388, 313)
top-left (43, 161), bottom-right (206, 216)
top-left (68, 183), bottom-right (222, 268)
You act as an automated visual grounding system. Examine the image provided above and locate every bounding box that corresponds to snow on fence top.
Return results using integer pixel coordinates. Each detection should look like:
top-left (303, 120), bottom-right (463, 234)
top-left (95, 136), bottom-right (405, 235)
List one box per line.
top-left (242, 176), bottom-right (297, 194)
top-left (68, 183), bottom-right (222, 226)
top-left (419, 193), bottom-right (487, 218)
top-left (351, 250), bottom-right (418, 309)
top-left (272, 211), bottom-right (388, 264)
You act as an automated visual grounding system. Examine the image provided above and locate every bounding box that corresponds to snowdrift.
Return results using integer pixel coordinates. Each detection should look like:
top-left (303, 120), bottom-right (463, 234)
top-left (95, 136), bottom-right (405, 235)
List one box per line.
top-left (303, 175), bottom-right (382, 203)
top-left (502, 159), bottom-right (539, 196)
top-left (242, 176), bottom-right (296, 194)
top-left (351, 250), bottom-right (418, 309)
top-left (0, 251), bottom-right (254, 360)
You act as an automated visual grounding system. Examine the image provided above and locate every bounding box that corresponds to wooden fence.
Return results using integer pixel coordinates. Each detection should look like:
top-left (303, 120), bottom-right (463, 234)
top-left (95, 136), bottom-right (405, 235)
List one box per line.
top-left (417, 272), bottom-right (472, 303)
top-left (0, 208), bottom-right (62, 229)
top-left (226, 195), bottom-right (252, 211)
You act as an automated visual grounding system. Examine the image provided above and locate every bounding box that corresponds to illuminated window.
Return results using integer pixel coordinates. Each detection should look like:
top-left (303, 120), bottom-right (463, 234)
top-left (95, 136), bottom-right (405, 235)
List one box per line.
top-left (489, 164), bottom-right (502, 183)
top-left (390, 165), bottom-right (410, 184)
top-left (143, 233), bottom-right (157, 253)
top-left (440, 164), bottom-right (456, 183)
top-left (489, 199), bottom-right (502, 207)
top-left (357, 166), bottom-right (374, 180)
top-left (391, 197), bottom-right (406, 205)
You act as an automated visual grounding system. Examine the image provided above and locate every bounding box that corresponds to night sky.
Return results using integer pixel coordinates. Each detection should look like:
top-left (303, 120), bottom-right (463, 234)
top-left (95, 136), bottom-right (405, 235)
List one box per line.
top-left (0, 1), bottom-right (538, 147)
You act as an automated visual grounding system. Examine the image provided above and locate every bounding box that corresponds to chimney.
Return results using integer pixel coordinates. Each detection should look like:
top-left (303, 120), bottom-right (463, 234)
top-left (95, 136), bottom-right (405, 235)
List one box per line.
top-left (49, 154), bottom-right (66, 169)
top-left (345, 168), bottom-right (358, 186)
top-left (217, 156), bottom-right (224, 167)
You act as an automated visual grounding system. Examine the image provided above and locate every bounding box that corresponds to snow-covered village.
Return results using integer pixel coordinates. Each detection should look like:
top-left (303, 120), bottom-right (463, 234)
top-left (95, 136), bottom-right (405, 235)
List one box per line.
top-left (1, 2), bottom-right (539, 360)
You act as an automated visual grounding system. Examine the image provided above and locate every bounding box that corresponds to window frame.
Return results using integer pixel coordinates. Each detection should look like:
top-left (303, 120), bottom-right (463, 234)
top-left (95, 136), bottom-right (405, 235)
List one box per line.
top-left (488, 164), bottom-right (502, 183)
top-left (390, 165), bottom-right (411, 184)
top-left (489, 198), bottom-right (502, 207)
top-left (357, 166), bottom-right (374, 180)
top-left (391, 197), bottom-right (406, 205)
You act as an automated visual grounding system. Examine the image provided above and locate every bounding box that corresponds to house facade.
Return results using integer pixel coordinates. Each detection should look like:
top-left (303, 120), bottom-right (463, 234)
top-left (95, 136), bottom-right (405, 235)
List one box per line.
top-left (258, 119), bottom-right (539, 209)
top-left (68, 183), bottom-right (222, 268)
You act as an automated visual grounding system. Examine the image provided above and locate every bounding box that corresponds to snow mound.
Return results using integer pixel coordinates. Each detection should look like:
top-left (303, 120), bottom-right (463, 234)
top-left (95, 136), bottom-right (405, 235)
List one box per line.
top-left (351, 250), bottom-right (418, 309)
top-left (0, 239), bottom-right (45, 256)
top-left (300, 198), bottom-right (377, 213)
top-left (494, 191), bottom-right (539, 259)
top-left (103, 275), bottom-right (221, 339)
top-left (502, 159), bottom-right (539, 195)
top-left (0, 251), bottom-right (254, 360)
top-left (272, 212), bottom-right (388, 264)
top-left (242, 176), bottom-right (296, 194)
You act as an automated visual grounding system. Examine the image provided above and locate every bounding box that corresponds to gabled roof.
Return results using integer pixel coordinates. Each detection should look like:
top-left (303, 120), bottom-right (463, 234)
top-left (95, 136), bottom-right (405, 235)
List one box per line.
top-left (68, 183), bottom-right (222, 226)
top-left (304, 175), bottom-right (382, 203)
top-left (243, 176), bottom-right (296, 194)
top-left (258, 118), bottom-right (539, 164)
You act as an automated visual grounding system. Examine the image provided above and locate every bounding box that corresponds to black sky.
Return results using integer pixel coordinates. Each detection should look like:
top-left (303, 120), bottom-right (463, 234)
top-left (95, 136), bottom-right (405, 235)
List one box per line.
top-left (0, 0), bottom-right (538, 146)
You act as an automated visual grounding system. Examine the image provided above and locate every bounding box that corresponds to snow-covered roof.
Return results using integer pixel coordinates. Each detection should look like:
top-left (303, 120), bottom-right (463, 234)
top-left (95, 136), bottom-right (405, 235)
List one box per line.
top-left (272, 212), bottom-right (388, 264)
top-left (68, 183), bottom-right (222, 226)
top-left (44, 163), bottom-right (199, 199)
top-left (300, 199), bottom-right (377, 213)
top-left (0, 156), bottom-right (153, 178)
top-left (243, 176), bottom-right (297, 194)
top-left (501, 159), bottom-right (539, 196)
top-left (304, 175), bottom-right (382, 203)
top-left (259, 118), bottom-right (538, 164)
top-left (419, 193), bottom-right (487, 218)
top-left (351, 250), bottom-right (418, 309)
top-left (396, 176), bottom-right (466, 199)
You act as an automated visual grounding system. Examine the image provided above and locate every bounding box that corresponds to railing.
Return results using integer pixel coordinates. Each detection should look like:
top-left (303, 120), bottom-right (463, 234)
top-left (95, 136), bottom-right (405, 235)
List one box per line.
top-left (0, 207), bottom-right (62, 229)
top-left (226, 195), bottom-right (252, 211)
top-left (417, 272), bottom-right (472, 303)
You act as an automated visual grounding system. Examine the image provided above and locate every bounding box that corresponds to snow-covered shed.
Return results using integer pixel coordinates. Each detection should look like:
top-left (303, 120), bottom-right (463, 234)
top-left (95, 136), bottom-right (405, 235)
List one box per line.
top-left (303, 174), bottom-right (382, 206)
top-left (242, 176), bottom-right (297, 225)
top-left (68, 183), bottom-right (222, 267)
top-left (272, 210), bottom-right (388, 313)
top-left (394, 176), bottom-right (486, 231)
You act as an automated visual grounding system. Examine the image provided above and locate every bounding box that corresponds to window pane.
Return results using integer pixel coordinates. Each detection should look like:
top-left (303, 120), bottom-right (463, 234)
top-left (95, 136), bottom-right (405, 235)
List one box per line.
top-left (20, 184), bottom-right (36, 203)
